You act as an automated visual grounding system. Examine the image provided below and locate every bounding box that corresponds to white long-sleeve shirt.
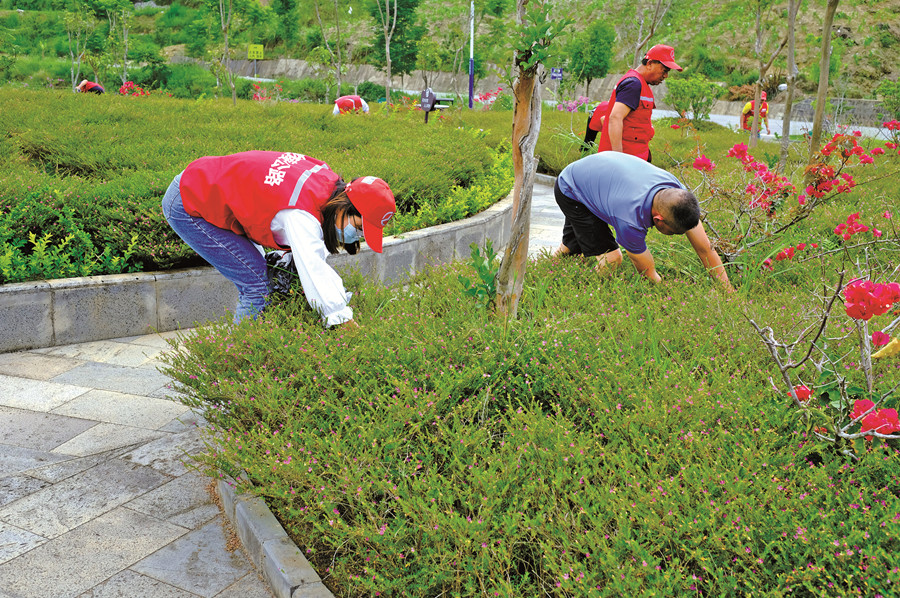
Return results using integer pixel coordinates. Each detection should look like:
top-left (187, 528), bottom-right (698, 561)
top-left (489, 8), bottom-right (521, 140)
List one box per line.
top-left (269, 209), bottom-right (354, 327)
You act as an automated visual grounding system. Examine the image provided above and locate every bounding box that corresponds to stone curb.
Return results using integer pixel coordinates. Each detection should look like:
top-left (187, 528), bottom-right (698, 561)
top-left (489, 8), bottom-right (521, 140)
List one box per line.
top-left (217, 479), bottom-right (334, 598)
top-left (0, 193), bottom-right (513, 353)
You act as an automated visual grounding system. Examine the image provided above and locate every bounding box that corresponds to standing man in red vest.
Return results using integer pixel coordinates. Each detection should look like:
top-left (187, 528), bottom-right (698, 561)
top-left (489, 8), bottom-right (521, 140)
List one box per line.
top-left (741, 91), bottom-right (770, 138)
top-left (597, 44), bottom-right (683, 163)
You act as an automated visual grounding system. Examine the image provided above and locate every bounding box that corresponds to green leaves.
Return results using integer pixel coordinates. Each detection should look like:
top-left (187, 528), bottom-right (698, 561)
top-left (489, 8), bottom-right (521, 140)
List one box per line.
top-left (664, 75), bottom-right (723, 122)
top-left (513, 1), bottom-right (571, 75)
top-left (457, 239), bottom-right (499, 310)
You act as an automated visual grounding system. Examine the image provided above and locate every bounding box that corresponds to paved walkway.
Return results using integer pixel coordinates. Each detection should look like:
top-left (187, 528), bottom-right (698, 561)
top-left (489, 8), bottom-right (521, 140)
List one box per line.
top-left (0, 181), bottom-right (563, 598)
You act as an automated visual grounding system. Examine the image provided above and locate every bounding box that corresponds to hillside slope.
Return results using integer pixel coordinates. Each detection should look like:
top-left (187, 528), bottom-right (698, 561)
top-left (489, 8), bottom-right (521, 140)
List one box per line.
top-left (600, 0), bottom-right (900, 99)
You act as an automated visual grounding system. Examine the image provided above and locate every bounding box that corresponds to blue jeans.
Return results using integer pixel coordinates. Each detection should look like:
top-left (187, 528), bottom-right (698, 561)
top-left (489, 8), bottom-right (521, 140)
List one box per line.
top-left (161, 173), bottom-right (270, 323)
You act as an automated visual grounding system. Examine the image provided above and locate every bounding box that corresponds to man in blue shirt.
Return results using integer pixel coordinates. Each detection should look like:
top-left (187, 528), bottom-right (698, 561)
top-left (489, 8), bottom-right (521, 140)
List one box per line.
top-left (553, 152), bottom-right (732, 290)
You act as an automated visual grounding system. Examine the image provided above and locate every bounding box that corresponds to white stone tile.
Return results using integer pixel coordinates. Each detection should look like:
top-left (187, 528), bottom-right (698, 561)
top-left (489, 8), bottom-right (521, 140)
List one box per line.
top-left (0, 459), bottom-right (170, 539)
top-left (0, 374), bottom-right (90, 412)
top-left (0, 507), bottom-right (186, 598)
top-left (51, 389), bottom-right (189, 430)
top-left (51, 423), bottom-right (168, 458)
top-left (37, 340), bottom-right (163, 368)
top-left (0, 520), bottom-right (46, 565)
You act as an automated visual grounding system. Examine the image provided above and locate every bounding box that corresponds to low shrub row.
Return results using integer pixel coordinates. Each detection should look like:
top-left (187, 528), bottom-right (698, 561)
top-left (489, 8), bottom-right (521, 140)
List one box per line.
top-left (1, 88), bottom-right (506, 283)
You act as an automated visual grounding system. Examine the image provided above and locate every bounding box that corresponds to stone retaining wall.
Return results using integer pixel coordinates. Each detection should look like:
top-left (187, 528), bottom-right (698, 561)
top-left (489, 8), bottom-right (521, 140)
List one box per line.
top-left (0, 194), bottom-right (513, 353)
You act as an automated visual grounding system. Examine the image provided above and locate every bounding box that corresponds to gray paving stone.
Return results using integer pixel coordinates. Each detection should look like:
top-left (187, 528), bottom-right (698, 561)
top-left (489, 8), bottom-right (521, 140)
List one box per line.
top-left (0, 474), bottom-right (49, 508)
top-left (0, 507), bottom-right (185, 598)
top-left (132, 517), bottom-right (253, 598)
top-left (119, 427), bottom-right (208, 476)
top-left (0, 405), bottom-right (96, 451)
top-left (49, 362), bottom-right (172, 396)
top-left (0, 520), bottom-right (46, 565)
top-left (24, 447), bottom-right (124, 483)
top-left (35, 339), bottom-right (164, 368)
top-left (0, 351), bottom-right (82, 381)
top-left (0, 458), bottom-right (170, 539)
top-left (0, 374), bottom-right (90, 412)
top-left (75, 569), bottom-right (196, 598)
top-left (159, 409), bottom-right (207, 434)
top-left (50, 389), bottom-right (190, 430)
top-left (0, 443), bottom-right (74, 478)
top-left (51, 423), bottom-right (168, 457)
top-left (126, 471), bottom-right (219, 530)
top-left (215, 572), bottom-right (275, 598)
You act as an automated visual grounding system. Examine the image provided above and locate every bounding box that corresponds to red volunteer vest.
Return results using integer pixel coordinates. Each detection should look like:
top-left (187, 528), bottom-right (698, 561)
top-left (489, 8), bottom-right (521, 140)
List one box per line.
top-left (335, 95), bottom-right (364, 113)
top-left (597, 69), bottom-right (655, 161)
top-left (752, 100), bottom-right (768, 117)
top-left (84, 81), bottom-right (103, 92)
top-left (179, 151), bottom-right (340, 249)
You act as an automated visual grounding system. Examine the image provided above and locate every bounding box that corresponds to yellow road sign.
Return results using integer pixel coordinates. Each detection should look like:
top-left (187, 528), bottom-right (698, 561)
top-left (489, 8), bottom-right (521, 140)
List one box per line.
top-left (248, 44), bottom-right (264, 60)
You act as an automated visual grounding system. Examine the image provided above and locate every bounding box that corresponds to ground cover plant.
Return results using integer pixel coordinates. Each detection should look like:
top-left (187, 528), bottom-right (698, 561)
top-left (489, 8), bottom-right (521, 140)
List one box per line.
top-left (0, 87), bottom-right (518, 283)
top-left (163, 128), bottom-right (900, 595)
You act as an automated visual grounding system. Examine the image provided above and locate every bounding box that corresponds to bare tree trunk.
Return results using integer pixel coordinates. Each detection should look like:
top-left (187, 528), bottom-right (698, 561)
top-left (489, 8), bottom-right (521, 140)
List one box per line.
top-left (630, 0), bottom-right (672, 67)
top-left (809, 0), bottom-right (840, 160)
top-left (778, 0), bottom-right (800, 173)
top-left (496, 70), bottom-right (541, 319)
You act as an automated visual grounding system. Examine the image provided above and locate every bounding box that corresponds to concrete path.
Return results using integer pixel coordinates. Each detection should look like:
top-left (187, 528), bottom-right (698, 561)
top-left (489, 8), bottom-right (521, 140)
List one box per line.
top-left (0, 181), bottom-right (564, 598)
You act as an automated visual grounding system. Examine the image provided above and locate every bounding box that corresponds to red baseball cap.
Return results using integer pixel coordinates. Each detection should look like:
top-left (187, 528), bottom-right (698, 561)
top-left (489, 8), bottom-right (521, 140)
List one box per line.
top-left (760, 91), bottom-right (767, 100)
top-left (645, 45), bottom-right (683, 71)
top-left (345, 176), bottom-right (396, 253)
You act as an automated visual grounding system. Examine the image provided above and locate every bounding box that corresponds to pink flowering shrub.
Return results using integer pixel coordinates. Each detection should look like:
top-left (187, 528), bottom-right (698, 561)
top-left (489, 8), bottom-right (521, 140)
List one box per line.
top-left (118, 81), bottom-right (149, 97)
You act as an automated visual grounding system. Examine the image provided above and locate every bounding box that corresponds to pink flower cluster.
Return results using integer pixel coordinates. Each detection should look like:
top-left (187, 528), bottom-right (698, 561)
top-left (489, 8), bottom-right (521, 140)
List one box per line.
top-left (725, 144), bottom-right (795, 212)
top-left (850, 400), bottom-right (900, 439)
top-left (692, 155), bottom-right (715, 171)
top-left (475, 87), bottom-right (503, 106)
top-left (872, 331), bottom-right (891, 347)
top-left (843, 279), bottom-right (900, 321)
top-left (884, 120), bottom-right (900, 132)
top-left (834, 212), bottom-right (882, 241)
top-left (556, 96), bottom-right (590, 113)
top-left (118, 81), bottom-right (149, 97)
top-left (804, 164), bottom-right (856, 200)
top-left (762, 242), bottom-right (819, 270)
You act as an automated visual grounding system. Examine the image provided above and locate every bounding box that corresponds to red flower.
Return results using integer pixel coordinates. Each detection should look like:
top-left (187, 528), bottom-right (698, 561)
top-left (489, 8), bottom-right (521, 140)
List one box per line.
top-left (850, 399), bottom-right (875, 421)
top-left (860, 408), bottom-right (900, 439)
top-left (692, 155), bottom-right (715, 171)
top-left (872, 331), bottom-right (891, 347)
top-left (872, 147), bottom-right (885, 155)
top-left (670, 124), bottom-right (681, 129)
top-left (859, 154), bottom-right (874, 164)
top-left (788, 385), bottom-right (812, 402)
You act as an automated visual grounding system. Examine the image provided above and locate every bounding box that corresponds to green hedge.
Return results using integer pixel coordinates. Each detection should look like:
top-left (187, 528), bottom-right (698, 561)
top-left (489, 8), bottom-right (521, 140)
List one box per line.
top-left (0, 88), bottom-right (503, 282)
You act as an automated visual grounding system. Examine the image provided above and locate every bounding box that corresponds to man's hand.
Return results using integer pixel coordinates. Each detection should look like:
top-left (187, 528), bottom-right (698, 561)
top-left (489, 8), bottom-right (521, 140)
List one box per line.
top-left (626, 249), bottom-right (661, 283)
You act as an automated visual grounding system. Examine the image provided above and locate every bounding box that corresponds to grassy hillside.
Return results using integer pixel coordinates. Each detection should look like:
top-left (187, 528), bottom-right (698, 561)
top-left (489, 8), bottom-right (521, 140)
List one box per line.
top-left (2, 0), bottom-right (899, 101)
top-left (615, 0), bottom-right (900, 99)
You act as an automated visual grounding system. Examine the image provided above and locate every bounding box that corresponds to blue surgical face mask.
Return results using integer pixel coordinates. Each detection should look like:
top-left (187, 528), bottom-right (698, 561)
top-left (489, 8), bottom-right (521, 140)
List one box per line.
top-left (337, 223), bottom-right (361, 245)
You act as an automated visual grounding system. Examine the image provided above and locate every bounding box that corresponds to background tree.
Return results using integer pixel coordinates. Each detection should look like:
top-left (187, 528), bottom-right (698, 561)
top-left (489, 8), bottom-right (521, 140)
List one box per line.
top-left (808, 0), bottom-right (840, 160)
top-left (369, 0), bottom-right (424, 104)
top-left (96, 0), bottom-right (132, 85)
top-left (566, 18), bottom-right (614, 99)
top-left (748, 0), bottom-right (786, 149)
top-left (607, 0), bottom-right (672, 68)
top-left (778, 0), bottom-right (801, 173)
top-left (64, 0), bottom-right (96, 89)
top-left (495, 0), bottom-right (568, 318)
top-left (368, 0), bottom-right (422, 103)
top-left (313, 0), bottom-right (347, 90)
